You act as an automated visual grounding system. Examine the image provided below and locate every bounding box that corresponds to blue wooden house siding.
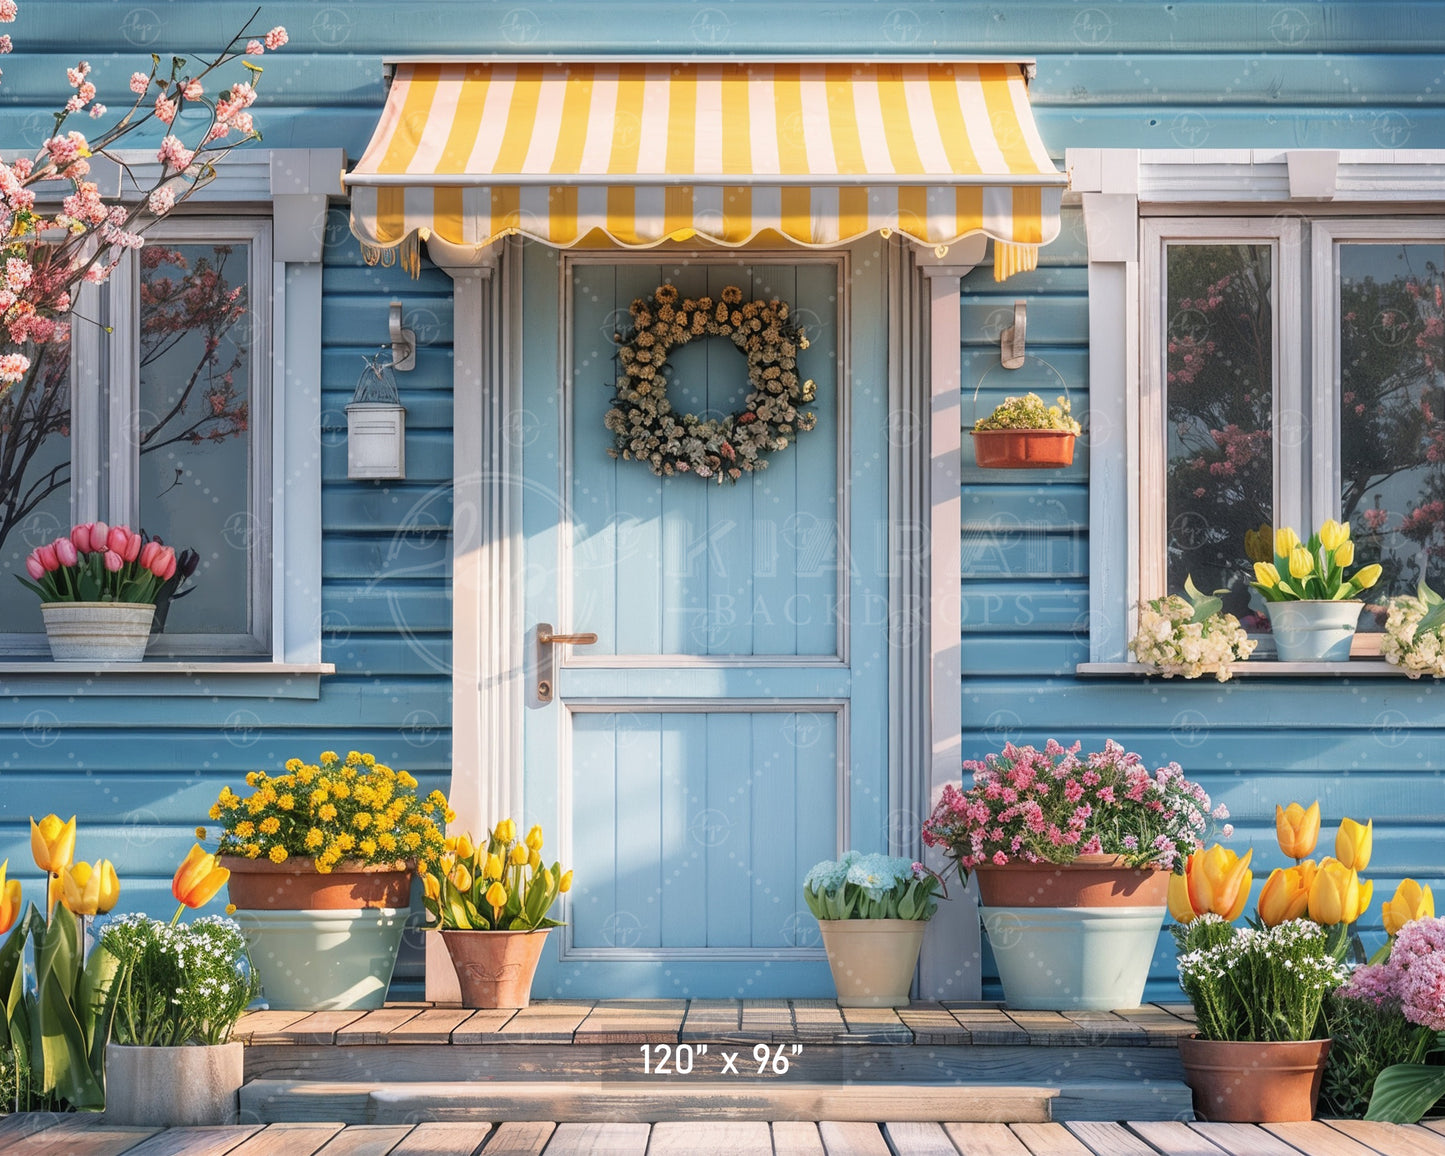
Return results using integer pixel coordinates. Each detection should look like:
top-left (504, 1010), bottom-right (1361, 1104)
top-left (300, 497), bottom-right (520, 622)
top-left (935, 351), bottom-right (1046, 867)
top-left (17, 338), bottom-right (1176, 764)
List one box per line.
top-left (0, 2), bottom-right (1441, 997)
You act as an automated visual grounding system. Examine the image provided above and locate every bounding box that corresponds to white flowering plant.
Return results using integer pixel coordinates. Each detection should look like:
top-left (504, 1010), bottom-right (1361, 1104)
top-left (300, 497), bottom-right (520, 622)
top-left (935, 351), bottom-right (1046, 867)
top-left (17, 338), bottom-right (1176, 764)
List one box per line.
top-left (100, 913), bottom-right (257, 1047)
top-left (974, 392), bottom-right (1080, 434)
top-left (1174, 915), bottom-right (1346, 1043)
top-left (1129, 575), bottom-right (1258, 681)
top-left (1380, 579), bottom-right (1445, 679)
top-left (803, 851), bottom-right (943, 921)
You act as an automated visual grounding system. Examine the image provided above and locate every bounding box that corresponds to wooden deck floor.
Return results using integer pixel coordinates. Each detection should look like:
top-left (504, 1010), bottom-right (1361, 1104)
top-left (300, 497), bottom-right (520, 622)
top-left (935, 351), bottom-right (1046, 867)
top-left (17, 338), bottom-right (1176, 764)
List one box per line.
top-left (232, 1000), bottom-right (1198, 1049)
top-left (4, 1116), bottom-right (1445, 1156)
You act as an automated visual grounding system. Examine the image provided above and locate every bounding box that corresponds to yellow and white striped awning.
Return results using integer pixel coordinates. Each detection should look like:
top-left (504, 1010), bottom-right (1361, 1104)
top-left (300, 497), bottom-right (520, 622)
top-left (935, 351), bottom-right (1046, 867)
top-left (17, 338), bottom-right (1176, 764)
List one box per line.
top-left (346, 60), bottom-right (1066, 280)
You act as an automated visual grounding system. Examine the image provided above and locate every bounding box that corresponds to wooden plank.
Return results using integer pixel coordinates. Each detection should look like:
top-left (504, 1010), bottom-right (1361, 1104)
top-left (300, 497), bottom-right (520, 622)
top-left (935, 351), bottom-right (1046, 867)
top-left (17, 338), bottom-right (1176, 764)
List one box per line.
top-left (790, 1000), bottom-right (849, 1042)
top-left (646, 1122), bottom-right (771, 1155)
top-left (771, 1123), bottom-right (826, 1156)
top-left (1128, 1122), bottom-right (1226, 1156)
top-left (264, 1012), bottom-right (369, 1046)
top-left (1324, 1121), bottom-right (1445, 1156)
top-left (679, 1000), bottom-right (742, 1041)
top-left (231, 1009), bottom-right (313, 1044)
top-left (1063, 1122), bottom-right (1158, 1156)
top-left (818, 1122), bottom-right (890, 1156)
top-left (476, 1123), bottom-right (554, 1156)
top-left (740, 1000), bottom-right (794, 1039)
top-left (895, 1002), bottom-right (971, 1045)
top-left (535, 1123), bottom-right (649, 1155)
top-left (226, 1124), bottom-right (345, 1156)
top-left (388, 1124), bottom-right (489, 1156)
top-left (1004, 1010), bottom-right (1095, 1047)
top-left (573, 1000), bottom-right (687, 1045)
top-left (1009, 1124), bottom-right (1095, 1156)
top-left (1260, 1123), bottom-right (1381, 1156)
top-left (1110, 1006), bottom-right (1198, 1045)
top-left (881, 1122), bottom-right (959, 1156)
top-left (1427, 1123), bottom-right (1445, 1138)
top-left (120, 1126), bottom-right (263, 1156)
top-left (942, 1124), bottom-right (1032, 1156)
top-left (1155, 1003), bottom-right (1198, 1020)
top-left (334, 1008), bottom-right (426, 1045)
top-left (312, 1128), bottom-right (417, 1156)
top-left (837, 1006), bottom-right (911, 1043)
top-left (1187, 1124), bottom-right (1302, 1156)
top-left (493, 1002), bottom-right (594, 1044)
top-left (945, 1006), bottom-right (1031, 1045)
top-left (450, 1009), bottom-right (518, 1043)
top-left (0, 1117), bottom-right (69, 1147)
top-left (385, 1008), bottom-right (475, 1045)
top-left (0, 1119), bottom-right (160, 1156)
top-left (1060, 1010), bottom-right (1147, 1044)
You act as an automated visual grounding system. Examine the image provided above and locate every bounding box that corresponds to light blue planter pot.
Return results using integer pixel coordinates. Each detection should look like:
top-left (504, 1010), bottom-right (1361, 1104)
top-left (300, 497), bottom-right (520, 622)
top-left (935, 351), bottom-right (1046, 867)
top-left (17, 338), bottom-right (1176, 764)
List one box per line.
top-left (981, 905), bottom-right (1167, 1011)
top-left (236, 908), bottom-right (408, 1011)
top-left (1265, 600), bottom-right (1362, 662)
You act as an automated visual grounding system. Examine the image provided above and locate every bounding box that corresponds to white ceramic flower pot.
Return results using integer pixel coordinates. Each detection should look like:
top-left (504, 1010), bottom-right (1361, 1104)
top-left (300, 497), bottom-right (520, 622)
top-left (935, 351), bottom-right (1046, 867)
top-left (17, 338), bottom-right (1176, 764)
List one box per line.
top-left (817, 918), bottom-right (927, 1007)
top-left (104, 1042), bottom-right (242, 1126)
top-left (235, 907), bottom-right (407, 1010)
top-left (1265, 600), bottom-right (1362, 662)
top-left (40, 601), bottom-right (155, 662)
top-left (981, 904), bottom-right (1167, 1011)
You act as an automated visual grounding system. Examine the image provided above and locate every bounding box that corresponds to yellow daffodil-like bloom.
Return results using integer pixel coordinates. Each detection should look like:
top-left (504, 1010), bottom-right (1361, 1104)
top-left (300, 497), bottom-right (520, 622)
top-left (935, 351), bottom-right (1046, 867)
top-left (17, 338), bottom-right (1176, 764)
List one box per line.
top-left (509, 844), bottom-right (529, 866)
top-left (494, 819), bottom-right (517, 845)
top-left (1184, 844), bottom-right (1254, 922)
top-left (422, 872), bottom-right (440, 902)
top-left (1275, 801), bottom-right (1321, 860)
top-left (1319, 519), bottom-right (1350, 552)
top-left (1167, 872), bottom-right (1198, 925)
top-left (1353, 563), bottom-right (1383, 590)
top-left (559, 870), bottom-right (574, 893)
top-left (30, 814), bottom-right (76, 874)
top-left (485, 881), bottom-right (507, 912)
top-left (1335, 817), bottom-right (1373, 870)
top-left (1309, 859), bottom-right (1371, 925)
top-left (1254, 562), bottom-right (1281, 589)
top-left (484, 853), bottom-right (503, 881)
top-left (172, 844), bottom-right (230, 909)
top-left (450, 863), bottom-right (473, 892)
top-left (1243, 524), bottom-right (1274, 565)
top-left (1275, 526), bottom-right (1301, 556)
top-left (0, 861), bottom-right (21, 934)
top-left (1288, 545), bottom-right (1315, 580)
top-left (1334, 541), bottom-right (1355, 568)
top-left (1382, 878), bottom-right (1435, 937)
top-left (529, 849), bottom-right (541, 871)
top-left (62, 860), bottom-right (119, 916)
top-left (1257, 865), bottom-right (1312, 927)
top-left (526, 825), bottom-right (544, 851)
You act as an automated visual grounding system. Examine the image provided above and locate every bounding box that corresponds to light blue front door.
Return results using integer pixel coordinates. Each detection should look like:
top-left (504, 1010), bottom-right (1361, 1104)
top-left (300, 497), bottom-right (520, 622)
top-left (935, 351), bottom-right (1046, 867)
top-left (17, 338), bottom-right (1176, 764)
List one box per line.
top-left (519, 240), bottom-right (890, 998)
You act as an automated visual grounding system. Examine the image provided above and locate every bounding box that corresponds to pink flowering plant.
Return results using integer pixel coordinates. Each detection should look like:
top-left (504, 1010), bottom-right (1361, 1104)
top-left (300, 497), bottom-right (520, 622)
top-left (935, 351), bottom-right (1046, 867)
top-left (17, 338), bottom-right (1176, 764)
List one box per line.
top-left (16, 520), bottom-right (177, 603)
top-left (921, 740), bottom-right (1228, 877)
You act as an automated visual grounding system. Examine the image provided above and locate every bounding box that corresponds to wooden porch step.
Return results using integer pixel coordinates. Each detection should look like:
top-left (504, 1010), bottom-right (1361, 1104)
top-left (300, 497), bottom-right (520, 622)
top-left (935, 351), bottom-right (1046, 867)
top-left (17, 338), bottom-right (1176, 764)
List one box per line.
top-left (238, 1076), bottom-right (1194, 1125)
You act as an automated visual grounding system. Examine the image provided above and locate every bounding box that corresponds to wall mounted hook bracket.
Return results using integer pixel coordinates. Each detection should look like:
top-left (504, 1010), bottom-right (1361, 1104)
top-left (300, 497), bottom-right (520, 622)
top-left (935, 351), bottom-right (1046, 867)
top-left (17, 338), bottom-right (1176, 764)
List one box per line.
top-left (1000, 300), bottom-right (1026, 370)
top-left (389, 300), bottom-right (416, 371)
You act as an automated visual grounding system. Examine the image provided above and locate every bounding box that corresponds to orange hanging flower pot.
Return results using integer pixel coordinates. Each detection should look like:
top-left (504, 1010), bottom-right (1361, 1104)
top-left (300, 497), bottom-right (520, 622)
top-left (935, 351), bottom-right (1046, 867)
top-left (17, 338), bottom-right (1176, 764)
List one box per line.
top-left (971, 428), bottom-right (1076, 469)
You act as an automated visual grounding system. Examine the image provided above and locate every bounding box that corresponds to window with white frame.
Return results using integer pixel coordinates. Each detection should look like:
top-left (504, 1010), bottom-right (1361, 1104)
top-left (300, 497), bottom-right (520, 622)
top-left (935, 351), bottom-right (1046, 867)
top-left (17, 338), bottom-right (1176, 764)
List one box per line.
top-left (1140, 214), bottom-right (1445, 655)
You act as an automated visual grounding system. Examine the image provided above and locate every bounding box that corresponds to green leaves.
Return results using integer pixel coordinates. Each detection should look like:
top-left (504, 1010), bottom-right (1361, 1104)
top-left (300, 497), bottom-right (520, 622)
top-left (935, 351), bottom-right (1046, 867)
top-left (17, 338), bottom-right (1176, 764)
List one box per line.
top-left (1183, 574), bottom-right (1224, 623)
top-left (1365, 1062), bottom-right (1445, 1122)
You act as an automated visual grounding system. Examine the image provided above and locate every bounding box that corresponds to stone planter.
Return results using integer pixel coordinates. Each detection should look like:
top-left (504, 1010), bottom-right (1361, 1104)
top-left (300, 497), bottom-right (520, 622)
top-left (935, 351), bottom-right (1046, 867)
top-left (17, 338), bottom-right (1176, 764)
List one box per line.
top-left (1178, 1036), bottom-right (1332, 1122)
top-left (1265, 600), bottom-right (1362, 662)
top-left (40, 602), bottom-right (155, 662)
top-left (971, 429), bottom-right (1076, 469)
top-left (222, 857), bottom-right (413, 910)
top-left (439, 928), bottom-right (551, 1009)
top-left (235, 907), bottom-right (408, 1010)
top-left (104, 1042), bottom-right (242, 1126)
top-left (817, 919), bottom-right (927, 1008)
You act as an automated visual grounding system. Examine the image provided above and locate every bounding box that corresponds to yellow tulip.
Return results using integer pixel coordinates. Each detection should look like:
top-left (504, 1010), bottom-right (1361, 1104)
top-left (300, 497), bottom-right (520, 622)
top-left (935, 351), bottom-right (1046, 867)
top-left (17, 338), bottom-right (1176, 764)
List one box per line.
top-left (484, 853), bottom-right (503, 881)
top-left (422, 871), bottom-right (440, 902)
top-left (60, 861), bottom-right (109, 916)
top-left (1382, 879), bottom-right (1435, 937)
top-left (1289, 545), bottom-right (1315, 580)
top-left (1168, 872), bottom-right (1198, 924)
top-left (1353, 563), bottom-right (1383, 590)
top-left (1244, 524), bottom-right (1274, 565)
top-left (446, 834), bottom-right (475, 861)
top-left (1319, 519), bottom-right (1350, 552)
top-left (494, 819), bottom-right (516, 845)
top-left (1254, 561), bottom-right (1281, 589)
top-left (0, 861), bottom-right (20, 935)
top-left (1308, 859), bottom-right (1369, 925)
top-left (1275, 801), bottom-right (1321, 860)
top-left (30, 814), bottom-right (76, 875)
top-left (1185, 844), bottom-right (1254, 921)
top-left (529, 849), bottom-right (541, 870)
top-left (560, 870), bottom-right (573, 893)
top-left (1257, 866), bottom-right (1312, 927)
top-left (171, 844), bottom-right (229, 909)
top-left (450, 862), bottom-right (473, 892)
top-left (1335, 818), bottom-right (1373, 871)
top-left (526, 825), bottom-right (544, 851)
top-left (1334, 541), bottom-right (1355, 568)
top-left (509, 844), bottom-right (529, 866)
top-left (1275, 526), bottom-right (1301, 557)
top-left (95, 859), bottom-right (119, 913)
top-left (485, 881), bottom-right (507, 911)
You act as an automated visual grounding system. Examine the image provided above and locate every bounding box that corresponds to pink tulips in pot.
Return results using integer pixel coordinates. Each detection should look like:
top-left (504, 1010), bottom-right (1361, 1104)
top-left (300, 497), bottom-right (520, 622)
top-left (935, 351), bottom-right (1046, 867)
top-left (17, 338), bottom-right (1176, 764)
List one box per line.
top-left (16, 521), bottom-right (180, 662)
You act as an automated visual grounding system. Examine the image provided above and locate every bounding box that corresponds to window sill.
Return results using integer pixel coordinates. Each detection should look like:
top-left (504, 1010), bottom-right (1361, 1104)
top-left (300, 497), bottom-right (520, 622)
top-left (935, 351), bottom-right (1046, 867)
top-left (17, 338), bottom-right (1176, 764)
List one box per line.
top-left (1076, 660), bottom-right (1417, 679)
top-left (0, 661), bottom-right (336, 699)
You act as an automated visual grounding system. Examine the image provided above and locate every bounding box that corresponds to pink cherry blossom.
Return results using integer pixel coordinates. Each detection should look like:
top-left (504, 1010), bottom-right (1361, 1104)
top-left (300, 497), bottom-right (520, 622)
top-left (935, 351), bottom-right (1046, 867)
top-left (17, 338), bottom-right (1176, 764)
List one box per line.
top-left (264, 26), bottom-right (288, 49)
top-left (181, 80), bottom-right (203, 101)
top-left (147, 186), bottom-right (175, 216)
top-left (245, 39), bottom-right (264, 54)
top-left (88, 103), bottom-right (106, 119)
top-left (129, 71), bottom-right (150, 95)
top-left (0, 352), bottom-right (28, 382)
top-left (156, 135), bottom-right (195, 172)
top-left (154, 93), bottom-right (177, 125)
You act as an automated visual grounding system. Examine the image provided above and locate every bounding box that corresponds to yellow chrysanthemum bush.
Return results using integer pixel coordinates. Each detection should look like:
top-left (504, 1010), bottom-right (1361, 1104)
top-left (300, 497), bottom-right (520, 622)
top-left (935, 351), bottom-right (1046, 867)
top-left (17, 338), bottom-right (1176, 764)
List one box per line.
top-left (208, 750), bottom-right (448, 874)
top-left (423, 818), bottom-right (572, 931)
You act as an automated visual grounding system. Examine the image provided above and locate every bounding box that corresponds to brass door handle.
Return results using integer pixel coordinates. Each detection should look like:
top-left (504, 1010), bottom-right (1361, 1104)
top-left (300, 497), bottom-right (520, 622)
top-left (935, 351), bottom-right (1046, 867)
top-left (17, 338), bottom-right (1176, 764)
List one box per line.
top-left (539, 630), bottom-right (598, 646)
top-left (535, 623), bottom-right (596, 703)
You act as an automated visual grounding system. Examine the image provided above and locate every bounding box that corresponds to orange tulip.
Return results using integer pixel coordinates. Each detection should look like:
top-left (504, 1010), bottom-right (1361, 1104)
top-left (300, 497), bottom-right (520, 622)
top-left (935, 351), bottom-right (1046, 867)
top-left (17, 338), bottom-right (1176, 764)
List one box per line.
top-left (1275, 802), bottom-right (1320, 861)
top-left (1184, 844), bottom-right (1254, 922)
top-left (171, 844), bottom-right (229, 909)
top-left (1257, 866), bottom-right (1312, 927)
top-left (0, 860), bottom-right (20, 935)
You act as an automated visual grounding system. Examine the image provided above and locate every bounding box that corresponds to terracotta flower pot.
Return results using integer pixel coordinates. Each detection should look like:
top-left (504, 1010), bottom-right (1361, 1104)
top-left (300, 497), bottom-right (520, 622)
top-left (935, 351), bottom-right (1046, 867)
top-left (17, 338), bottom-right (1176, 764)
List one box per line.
top-left (1178, 1036), bottom-right (1332, 1122)
top-left (971, 429), bottom-right (1076, 469)
top-left (439, 928), bottom-right (551, 1008)
top-left (221, 857), bottom-right (413, 910)
top-left (972, 853), bottom-right (1169, 908)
